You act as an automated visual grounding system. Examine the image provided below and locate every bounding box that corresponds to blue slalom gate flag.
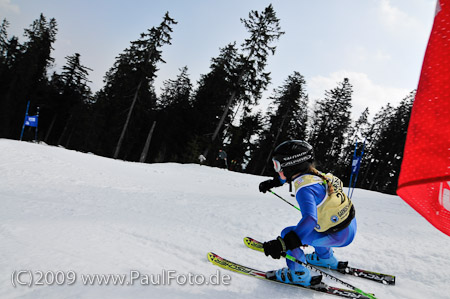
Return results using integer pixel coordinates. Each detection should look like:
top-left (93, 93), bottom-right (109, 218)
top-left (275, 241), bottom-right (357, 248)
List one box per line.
top-left (351, 155), bottom-right (362, 175)
top-left (20, 101), bottom-right (40, 141)
top-left (24, 115), bottom-right (38, 127)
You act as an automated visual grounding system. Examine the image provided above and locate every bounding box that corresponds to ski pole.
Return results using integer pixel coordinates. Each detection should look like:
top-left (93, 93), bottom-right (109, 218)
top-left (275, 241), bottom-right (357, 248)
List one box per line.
top-left (281, 252), bottom-right (377, 299)
top-left (269, 189), bottom-right (301, 212)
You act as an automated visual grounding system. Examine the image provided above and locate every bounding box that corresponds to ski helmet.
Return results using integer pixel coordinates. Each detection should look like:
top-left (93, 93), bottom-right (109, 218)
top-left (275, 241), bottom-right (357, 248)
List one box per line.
top-left (272, 140), bottom-right (314, 180)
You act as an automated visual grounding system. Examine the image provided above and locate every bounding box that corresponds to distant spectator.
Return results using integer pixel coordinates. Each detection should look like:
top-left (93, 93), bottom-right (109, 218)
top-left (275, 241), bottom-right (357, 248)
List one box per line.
top-left (216, 149), bottom-right (228, 169)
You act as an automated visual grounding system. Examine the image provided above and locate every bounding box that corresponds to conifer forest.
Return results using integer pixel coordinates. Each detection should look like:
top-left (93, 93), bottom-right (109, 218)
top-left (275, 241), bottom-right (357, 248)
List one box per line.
top-left (0, 6), bottom-right (415, 195)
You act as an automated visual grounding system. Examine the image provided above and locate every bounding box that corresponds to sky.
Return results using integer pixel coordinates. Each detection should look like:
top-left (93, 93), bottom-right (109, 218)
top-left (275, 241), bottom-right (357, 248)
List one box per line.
top-left (1, 0), bottom-right (437, 120)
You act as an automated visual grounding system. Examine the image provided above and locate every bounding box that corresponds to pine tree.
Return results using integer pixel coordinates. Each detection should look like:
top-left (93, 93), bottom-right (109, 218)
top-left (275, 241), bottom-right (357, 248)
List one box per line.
top-left (92, 12), bottom-right (176, 159)
top-left (60, 53), bottom-right (92, 95)
top-left (359, 103), bottom-right (395, 190)
top-left (308, 78), bottom-right (353, 173)
top-left (189, 43), bottom-right (240, 163)
top-left (158, 66), bottom-right (192, 109)
top-left (0, 18), bottom-right (12, 96)
top-left (246, 72), bottom-right (308, 175)
top-left (362, 91), bottom-right (415, 193)
top-left (0, 18), bottom-right (9, 64)
top-left (0, 14), bottom-right (57, 138)
top-left (45, 53), bottom-right (93, 147)
top-left (337, 107), bottom-right (371, 183)
top-left (383, 92), bottom-right (415, 192)
top-left (349, 108), bottom-right (370, 144)
top-left (204, 4), bottom-right (284, 158)
top-left (0, 19), bottom-right (21, 81)
top-left (152, 66), bottom-right (193, 162)
top-left (224, 111), bottom-right (263, 172)
top-left (113, 12), bottom-right (177, 159)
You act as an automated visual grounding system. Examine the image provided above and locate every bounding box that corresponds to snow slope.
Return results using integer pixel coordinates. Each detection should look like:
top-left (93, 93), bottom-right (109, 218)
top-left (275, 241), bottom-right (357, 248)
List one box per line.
top-left (1, 139), bottom-right (449, 299)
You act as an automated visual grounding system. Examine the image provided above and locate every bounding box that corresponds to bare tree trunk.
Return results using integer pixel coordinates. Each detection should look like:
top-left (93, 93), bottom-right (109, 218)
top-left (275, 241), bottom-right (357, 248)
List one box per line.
top-left (260, 108), bottom-right (290, 175)
top-left (57, 114), bottom-right (72, 146)
top-left (203, 44), bottom-right (257, 158)
top-left (202, 90), bottom-right (237, 158)
top-left (114, 80), bottom-right (142, 159)
top-left (140, 121), bottom-right (156, 163)
top-left (260, 81), bottom-right (298, 175)
top-left (369, 165), bottom-right (381, 190)
top-left (222, 100), bottom-right (243, 138)
top-left (65, 128), bottom-right (74, 148)
top-left (44, 114), bottom-right (57, 143)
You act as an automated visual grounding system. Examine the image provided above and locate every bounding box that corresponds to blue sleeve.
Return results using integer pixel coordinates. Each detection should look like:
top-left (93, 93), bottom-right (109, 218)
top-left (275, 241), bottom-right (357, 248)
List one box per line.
top-left (292, 184), bottom-right (326, 240)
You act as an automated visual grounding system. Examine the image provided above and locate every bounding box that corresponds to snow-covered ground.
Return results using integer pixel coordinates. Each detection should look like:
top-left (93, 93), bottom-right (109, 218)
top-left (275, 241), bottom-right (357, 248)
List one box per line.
top-left (1, 139), bottom-right (450, 299)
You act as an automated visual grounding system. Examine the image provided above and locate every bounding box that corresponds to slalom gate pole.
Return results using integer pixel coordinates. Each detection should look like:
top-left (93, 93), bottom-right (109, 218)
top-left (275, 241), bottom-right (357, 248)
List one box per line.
top-left (348, 141), bottom-right (358, 198)
top-left (269, 189), bottom-right (301, 212)
top-left (348, 172), bottom-right (355, 198)
top-left (34, 106), bottom-right (40, 142)
top-left (349, 171), bottom-right (359, 199)
top-left (349, 139), bottom-right (366, 199)
top-left (20, 101), bottom-right (30, 141)
top-left (281, 252), bottom-right (377, 299)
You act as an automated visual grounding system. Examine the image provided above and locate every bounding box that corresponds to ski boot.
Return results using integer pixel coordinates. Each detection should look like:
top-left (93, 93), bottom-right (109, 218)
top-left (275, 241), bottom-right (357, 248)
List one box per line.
top-left (306, 252), bottom-right (342, 270)
top-left (267, 267), bottom-right (322, 286)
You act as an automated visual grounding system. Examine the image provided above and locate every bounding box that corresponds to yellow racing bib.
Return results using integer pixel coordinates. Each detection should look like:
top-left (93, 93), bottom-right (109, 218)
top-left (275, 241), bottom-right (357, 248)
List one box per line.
top-left (293, 173), bottom-right (353, 233)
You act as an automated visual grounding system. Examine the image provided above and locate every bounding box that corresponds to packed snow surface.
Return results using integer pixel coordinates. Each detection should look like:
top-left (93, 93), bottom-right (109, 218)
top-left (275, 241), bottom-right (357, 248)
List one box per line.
top-left (1, 139), bottom-right (450, 299)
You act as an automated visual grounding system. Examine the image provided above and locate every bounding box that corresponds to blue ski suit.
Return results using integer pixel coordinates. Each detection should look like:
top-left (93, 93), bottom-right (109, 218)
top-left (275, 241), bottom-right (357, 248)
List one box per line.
top-left (280, 176), bottom-right (357, 272)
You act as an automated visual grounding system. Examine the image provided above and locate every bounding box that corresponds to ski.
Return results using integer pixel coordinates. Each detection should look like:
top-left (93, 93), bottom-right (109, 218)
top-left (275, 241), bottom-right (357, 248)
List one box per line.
top-left (244, 236), bottom-right (396, 285)
top-left (207, 252), bottom-right (374, 299)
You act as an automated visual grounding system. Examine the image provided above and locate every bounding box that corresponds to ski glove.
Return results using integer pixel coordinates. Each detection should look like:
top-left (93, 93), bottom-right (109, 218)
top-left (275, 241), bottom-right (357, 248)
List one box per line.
top-left (259, 178), bottom-right (283, 193)
top-left (263, 231), bottom-right (303, 259)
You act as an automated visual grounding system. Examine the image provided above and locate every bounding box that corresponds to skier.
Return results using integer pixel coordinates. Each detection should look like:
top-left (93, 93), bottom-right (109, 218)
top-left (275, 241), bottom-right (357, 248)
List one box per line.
top-left (258, 140), bottom-right (356, 286)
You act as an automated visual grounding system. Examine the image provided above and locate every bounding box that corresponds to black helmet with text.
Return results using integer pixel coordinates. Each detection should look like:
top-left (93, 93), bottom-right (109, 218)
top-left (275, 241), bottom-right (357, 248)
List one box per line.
top-left (272, 140), bottom-right (314, 181)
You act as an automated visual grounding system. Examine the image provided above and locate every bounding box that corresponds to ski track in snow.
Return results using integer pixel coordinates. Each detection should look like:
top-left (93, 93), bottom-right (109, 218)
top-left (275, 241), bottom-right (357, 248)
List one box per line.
top-left (1, 139), bottom-right (450, 299)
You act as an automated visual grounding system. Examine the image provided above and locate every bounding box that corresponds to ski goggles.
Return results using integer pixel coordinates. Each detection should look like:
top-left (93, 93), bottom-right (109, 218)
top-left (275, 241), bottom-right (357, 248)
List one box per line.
top-left (272, 158), bottom-right (282, 172)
